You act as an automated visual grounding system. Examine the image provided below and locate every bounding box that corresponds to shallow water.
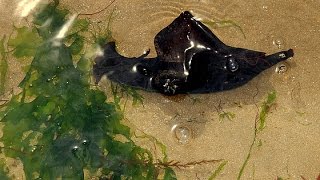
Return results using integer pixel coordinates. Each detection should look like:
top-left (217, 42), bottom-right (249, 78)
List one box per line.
top-left (1, 0), bottom-right (320, 179)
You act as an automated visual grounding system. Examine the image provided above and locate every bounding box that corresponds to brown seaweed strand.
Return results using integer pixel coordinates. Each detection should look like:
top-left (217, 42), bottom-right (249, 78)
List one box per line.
top-left (155, 159), bottom-right (223, 169)
top-left (78, 0), bottom-right (116, 16)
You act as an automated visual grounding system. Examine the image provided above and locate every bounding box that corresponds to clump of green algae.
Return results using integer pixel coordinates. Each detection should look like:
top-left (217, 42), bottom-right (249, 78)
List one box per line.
top-left (0, 1), bottom-right (177, 179)
top-left (0, 158), bottom-right (9, 180)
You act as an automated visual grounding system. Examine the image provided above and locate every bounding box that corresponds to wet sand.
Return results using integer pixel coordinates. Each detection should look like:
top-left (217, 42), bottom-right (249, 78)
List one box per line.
top-left (1, 0), bottom-right (320, 179)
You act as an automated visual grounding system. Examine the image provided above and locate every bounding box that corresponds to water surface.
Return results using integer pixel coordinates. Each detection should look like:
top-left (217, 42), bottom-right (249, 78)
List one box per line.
top-left (1, 0), bottom-right (319, 179)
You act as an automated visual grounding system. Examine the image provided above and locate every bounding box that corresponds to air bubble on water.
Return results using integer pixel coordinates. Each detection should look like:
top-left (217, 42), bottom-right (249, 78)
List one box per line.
top-left (275, 63), bottom-right (288, 74)
top-left (82, 139), bottom-right (89, 146)
top-left (71, 145), bottom-right (79, 153)
top-left (171, 124), bottom-right (193, 144)
top-left (273, 37), bottom-right (286, 49)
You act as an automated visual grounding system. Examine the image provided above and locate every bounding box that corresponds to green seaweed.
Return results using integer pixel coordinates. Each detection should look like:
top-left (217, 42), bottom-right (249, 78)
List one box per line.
top-left (0, 1), bottom-right (175, 179)
top-left (219, 111), bottom-right (236, 122)
top-left (8, 27), bottom-right (43, 58)
top-left (0, 36), bottom-right (8, 95)
top-left (237, 91), bottom-right (277, 180)
top-left (32, 0), bottom-right (69, 39)
top-left (214, 103), bottom-right (236, 122)
top-left (164, 167), bottom-right (177, 180)
top-left (258, 90), bottom-right (276, 131)
top-left (203, 19), bottom-right (246, 38)
top-left (111, 83), bottom-right (144, 111)
top-left (90, 7), bottom-right (116, 47)
top-left (208, 160), bottom-right (228, 180)
top-left (0, 158), bottom-right (10, 180)
top-left (135, 131), bottom-right (168, 163)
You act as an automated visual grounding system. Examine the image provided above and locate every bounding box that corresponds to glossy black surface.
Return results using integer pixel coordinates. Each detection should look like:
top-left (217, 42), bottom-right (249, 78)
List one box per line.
top-left (93, 11), bottom-right (294, 95)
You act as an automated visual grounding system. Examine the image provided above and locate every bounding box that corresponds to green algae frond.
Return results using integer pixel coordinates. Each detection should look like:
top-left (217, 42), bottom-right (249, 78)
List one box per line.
top-left (209, 160), bottom-right (228, 180)
top-left (0, 1), bottom-right (176, 179)
top-left (219, 111), bottom-right (236, 122)
top-left (258, 90), bottom-right (276, 131)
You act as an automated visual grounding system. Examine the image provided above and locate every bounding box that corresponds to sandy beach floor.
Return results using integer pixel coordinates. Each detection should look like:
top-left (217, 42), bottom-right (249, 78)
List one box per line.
top-left (1, 0), bottom-right (319, 179)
